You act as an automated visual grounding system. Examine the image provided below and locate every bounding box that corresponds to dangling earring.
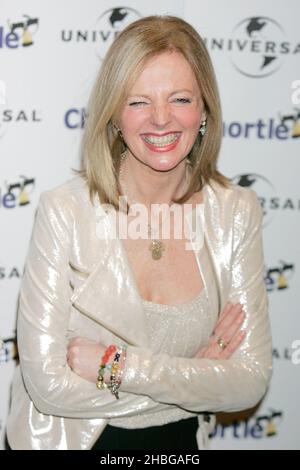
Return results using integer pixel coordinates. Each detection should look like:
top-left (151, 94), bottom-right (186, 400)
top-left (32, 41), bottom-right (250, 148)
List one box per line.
top-left (113, 122), bottom-right (124, 140)
top-left (199, 118), bottom-right (207, 136)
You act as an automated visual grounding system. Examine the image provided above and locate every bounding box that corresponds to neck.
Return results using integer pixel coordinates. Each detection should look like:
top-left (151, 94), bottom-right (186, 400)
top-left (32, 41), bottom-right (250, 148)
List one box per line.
top-left (119, 152), bottom-right (191, 209)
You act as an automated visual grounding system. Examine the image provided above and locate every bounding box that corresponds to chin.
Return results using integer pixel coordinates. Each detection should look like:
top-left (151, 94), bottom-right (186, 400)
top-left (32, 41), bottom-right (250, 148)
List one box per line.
top-left (147, 154), bottom-right (185, 172)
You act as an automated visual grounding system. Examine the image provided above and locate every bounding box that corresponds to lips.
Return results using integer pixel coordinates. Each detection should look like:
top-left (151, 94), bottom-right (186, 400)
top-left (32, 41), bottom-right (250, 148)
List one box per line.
top-left (140, 132), bottom-right (181, 151)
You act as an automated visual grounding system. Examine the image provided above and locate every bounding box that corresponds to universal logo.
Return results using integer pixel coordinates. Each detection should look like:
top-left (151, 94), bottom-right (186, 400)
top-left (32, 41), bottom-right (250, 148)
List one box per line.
top-left (0, 176), bottom-right (35, 209)
top-left (0, 266), bottom-right (22, 280)
top-left (204, 16), bottom-right (299, 78)
top-left (0, 15), bottom-right (39, 49)
top-left (273, 345), bottom-right (299, 363)
top-left (61, 7), bottom-right (142, 59)
top-left (211, 409), bottom-right (283, 439)
top-left (0, 108), bottom-right (42, 139)
top-left (265, 261), bottom-right (295, 292)
top-left (232, 173), bottom-right (300, 227)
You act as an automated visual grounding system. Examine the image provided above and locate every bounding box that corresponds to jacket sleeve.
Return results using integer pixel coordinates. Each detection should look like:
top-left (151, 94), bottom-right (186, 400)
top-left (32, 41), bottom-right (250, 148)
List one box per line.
top-left (120, 189), bottom-right (273, 413)
top-left (18, 191), bottom-right (173, 418)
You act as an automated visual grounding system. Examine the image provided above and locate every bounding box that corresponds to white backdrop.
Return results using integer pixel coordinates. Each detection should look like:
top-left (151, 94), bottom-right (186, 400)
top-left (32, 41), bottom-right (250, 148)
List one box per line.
top-left (0, 0), bottom-right (299, 450)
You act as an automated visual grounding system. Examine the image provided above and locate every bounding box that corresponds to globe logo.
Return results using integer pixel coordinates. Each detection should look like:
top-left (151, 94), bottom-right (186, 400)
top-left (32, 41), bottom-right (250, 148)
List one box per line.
top-left (230, 17), bottom-right (286, 78)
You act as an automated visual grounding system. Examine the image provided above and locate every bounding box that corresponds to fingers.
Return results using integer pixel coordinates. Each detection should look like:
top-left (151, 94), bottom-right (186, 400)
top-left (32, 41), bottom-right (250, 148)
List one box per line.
top-left (214, 302), bottom-right (244, 339)
top-left (218, 330), bottom-right (246, 359)
top-left (217, 308), bottom-right (244, 345)
top-left (66, 337), bottom-right (82, 370)
top-left (195, 326), bottom-right (246, 360)
top-left (214, 302), bottom-right (246, 358)
top-left (217, 301), bottom-right (233, 321)
top-left (201, 302), bottom-right (246, 360)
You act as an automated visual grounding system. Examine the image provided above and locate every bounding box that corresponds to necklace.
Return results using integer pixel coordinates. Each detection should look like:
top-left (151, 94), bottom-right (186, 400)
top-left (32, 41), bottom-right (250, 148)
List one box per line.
top-left (119, 153), bottom-right (164, 260)
top-left (118, 152), bottom-right (189, 261)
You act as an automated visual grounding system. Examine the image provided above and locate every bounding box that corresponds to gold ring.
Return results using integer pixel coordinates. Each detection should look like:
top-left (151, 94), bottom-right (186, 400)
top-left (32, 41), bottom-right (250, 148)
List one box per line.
top-left (217, 336), bottom-right (227, 350)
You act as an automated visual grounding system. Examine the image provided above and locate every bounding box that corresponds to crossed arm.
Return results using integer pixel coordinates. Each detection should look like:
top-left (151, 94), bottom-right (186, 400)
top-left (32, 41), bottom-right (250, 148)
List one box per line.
top-left (18, 189), bottom-right (272, 418)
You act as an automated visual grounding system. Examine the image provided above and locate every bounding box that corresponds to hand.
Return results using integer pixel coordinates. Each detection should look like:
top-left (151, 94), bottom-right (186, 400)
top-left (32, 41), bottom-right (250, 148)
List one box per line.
top-left (195, 302), bottom-right (246, 359)
top-left (67, 337), bottom-right (105, 383)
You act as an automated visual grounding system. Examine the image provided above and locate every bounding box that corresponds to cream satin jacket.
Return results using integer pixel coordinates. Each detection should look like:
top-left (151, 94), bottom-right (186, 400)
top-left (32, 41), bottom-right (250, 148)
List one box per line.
top-left (7, 176), bottom-right (272, 450)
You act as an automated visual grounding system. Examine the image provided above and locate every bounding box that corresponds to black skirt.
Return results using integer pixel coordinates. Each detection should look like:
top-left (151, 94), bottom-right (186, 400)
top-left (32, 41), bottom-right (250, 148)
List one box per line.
top-left (91, 416), bottom-right (199, 450)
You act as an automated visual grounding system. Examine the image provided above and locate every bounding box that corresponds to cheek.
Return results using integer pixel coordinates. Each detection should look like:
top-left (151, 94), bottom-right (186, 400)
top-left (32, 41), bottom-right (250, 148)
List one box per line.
top-left (176, 109), bottom-right (201, 131)
top-left (120, 109), bottom-right (147, 135)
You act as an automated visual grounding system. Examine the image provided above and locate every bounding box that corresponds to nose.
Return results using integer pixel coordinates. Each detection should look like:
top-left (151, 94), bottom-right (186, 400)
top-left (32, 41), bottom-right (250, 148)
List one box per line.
top-left (150, 103), bottom-right (172, 129)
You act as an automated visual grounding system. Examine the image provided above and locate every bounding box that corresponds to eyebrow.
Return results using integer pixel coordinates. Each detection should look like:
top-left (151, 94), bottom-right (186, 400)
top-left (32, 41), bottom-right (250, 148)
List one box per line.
top-left (127, 89), bottom-right (194, 99)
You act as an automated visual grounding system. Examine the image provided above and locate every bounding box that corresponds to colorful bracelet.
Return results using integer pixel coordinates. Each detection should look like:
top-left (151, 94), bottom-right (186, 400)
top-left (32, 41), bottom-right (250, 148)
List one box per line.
top-left (96, 345), bottom-right (116, 390)
top-left (116, 345), bottom-right (127, 384)
top-left (108, 345), bottom-right (127, 399)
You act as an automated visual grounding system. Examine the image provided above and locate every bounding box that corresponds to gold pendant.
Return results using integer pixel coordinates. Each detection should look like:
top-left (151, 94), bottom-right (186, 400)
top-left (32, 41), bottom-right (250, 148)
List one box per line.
top-left (149, 240), bottom-right (165, 260)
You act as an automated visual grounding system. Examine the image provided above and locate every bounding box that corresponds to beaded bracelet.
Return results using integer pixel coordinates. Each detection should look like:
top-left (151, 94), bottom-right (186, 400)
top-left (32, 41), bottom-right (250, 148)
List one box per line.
top-left (116, 345), bottom-right (127, 384)
top-left (96, 345), bottom-right (116, 390)
top-left (108, 345), bottom-right (127, 399)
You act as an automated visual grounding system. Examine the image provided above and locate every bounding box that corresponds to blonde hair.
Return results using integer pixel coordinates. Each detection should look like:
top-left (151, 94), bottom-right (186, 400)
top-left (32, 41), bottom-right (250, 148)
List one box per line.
top-left (79, 15), bottom-right (229, 208)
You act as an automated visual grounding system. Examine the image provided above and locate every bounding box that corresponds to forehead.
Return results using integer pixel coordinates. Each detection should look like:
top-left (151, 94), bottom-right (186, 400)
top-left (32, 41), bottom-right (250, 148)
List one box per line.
top-left (130, 51), bottom-right (199, 92)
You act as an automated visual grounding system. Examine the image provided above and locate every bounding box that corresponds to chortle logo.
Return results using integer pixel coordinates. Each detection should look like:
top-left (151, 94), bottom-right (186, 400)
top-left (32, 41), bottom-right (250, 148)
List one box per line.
top-left (0, 336), bottom-right (18, 364)
top-left (280, 108), bottom-right (300, 139)
top-left (223, 106), bottom-right (300, 141)
top-left (265, 260), bottom-right (295, 292)
top-left (232, 173), bottom-right (276, 226)
top-left (0, 176), bottom-right (35, 209)
top-left (211, 409), bottom-right (283, 439)
top-left (0, 15), bottom-right (39, 49)
top-left (64, 107), bottom-right (87, 129)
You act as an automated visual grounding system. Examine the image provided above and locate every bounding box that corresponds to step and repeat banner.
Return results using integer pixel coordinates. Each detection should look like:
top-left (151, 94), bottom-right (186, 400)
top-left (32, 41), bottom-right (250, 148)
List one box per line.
top-left (0, 0), bottom-right (299, 450)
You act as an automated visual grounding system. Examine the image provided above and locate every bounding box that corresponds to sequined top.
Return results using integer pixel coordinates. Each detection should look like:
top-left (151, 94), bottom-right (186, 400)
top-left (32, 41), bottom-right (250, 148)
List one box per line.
top-left (110, 285), bottom-right (213, 429)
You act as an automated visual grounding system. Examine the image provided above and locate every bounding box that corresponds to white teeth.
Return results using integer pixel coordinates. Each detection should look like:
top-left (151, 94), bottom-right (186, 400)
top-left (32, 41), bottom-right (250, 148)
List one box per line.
top-left (143, 133), bottom-right (180, 146)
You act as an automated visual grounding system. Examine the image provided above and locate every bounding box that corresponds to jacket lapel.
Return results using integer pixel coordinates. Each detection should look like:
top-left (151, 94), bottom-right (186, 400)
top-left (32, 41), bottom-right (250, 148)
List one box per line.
top-left (184, 196), bottom-right (220, 321)
top-left (71, 183), bottom-right (226, 346)
top-left (202, 181), bottom-right (232, 310)
top-left (70, 203), bottom-right (149, 347)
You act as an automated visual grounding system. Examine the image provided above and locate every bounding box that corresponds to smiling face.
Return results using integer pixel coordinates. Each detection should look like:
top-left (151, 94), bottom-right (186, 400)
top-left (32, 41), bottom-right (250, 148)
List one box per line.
top-left (118, 51), bottom-right (205, 172)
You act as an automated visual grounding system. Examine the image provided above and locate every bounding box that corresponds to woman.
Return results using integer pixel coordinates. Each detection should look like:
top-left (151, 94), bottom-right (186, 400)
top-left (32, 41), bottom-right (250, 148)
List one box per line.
top-left (6, 15), bottom-right (272, 450)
